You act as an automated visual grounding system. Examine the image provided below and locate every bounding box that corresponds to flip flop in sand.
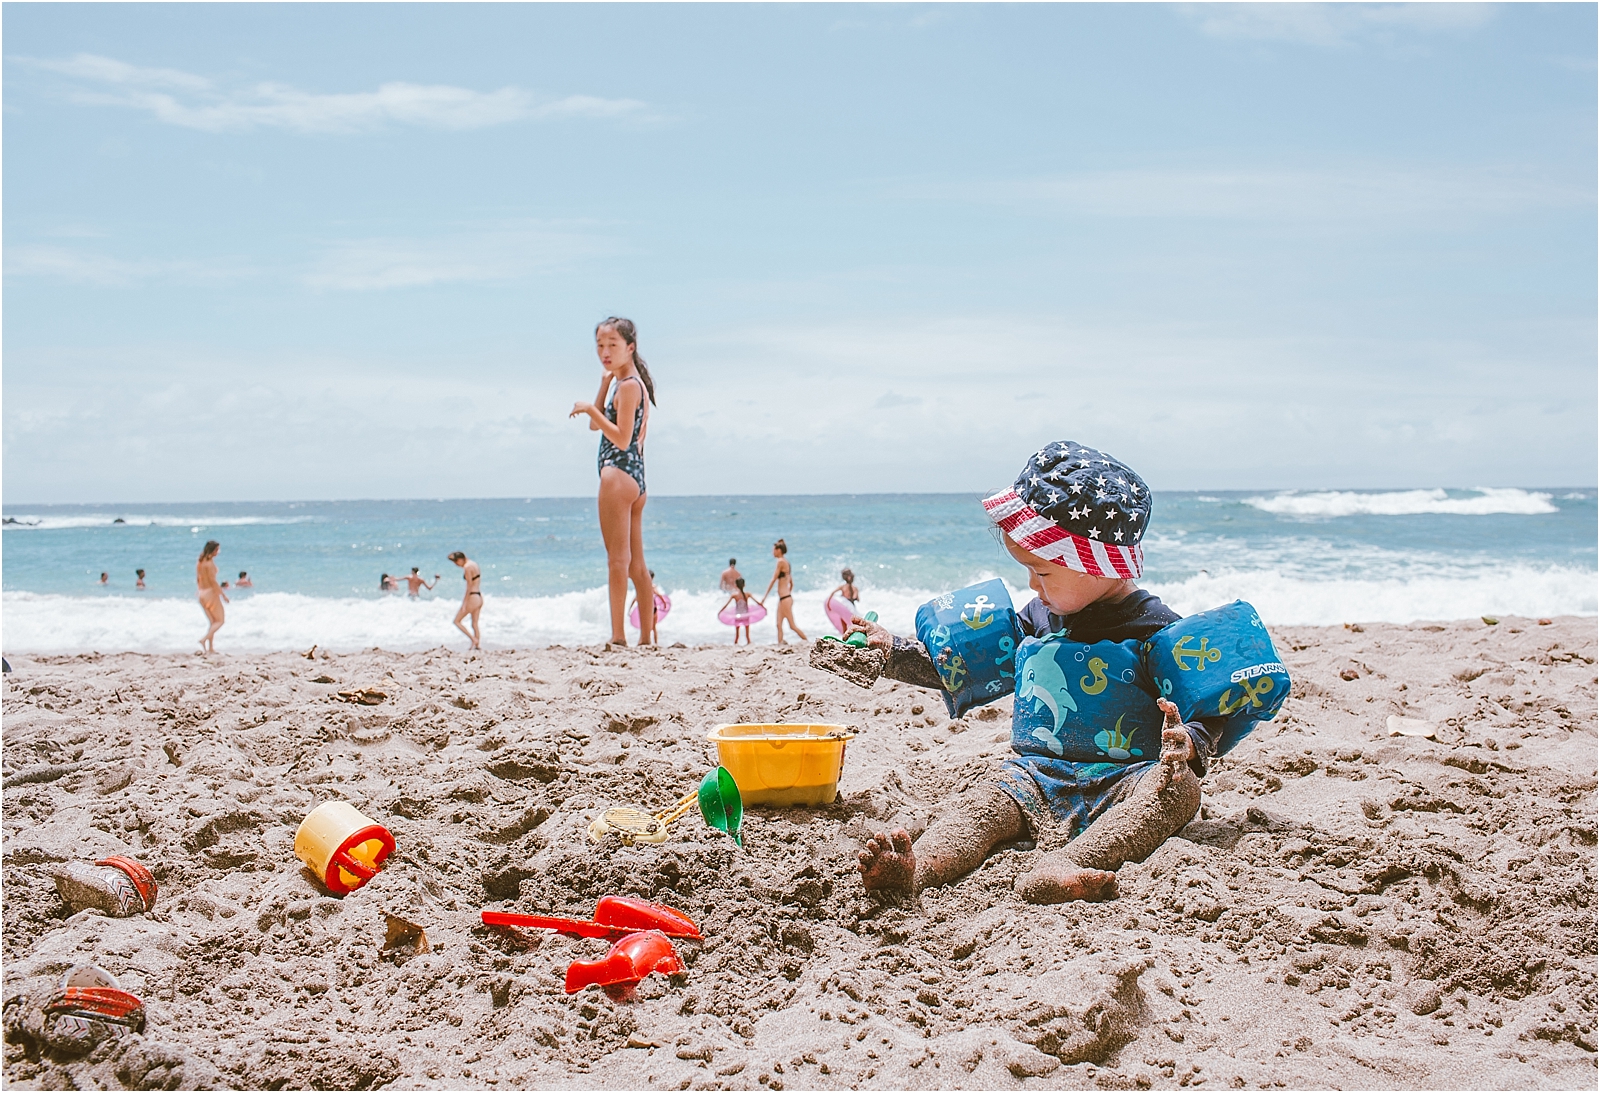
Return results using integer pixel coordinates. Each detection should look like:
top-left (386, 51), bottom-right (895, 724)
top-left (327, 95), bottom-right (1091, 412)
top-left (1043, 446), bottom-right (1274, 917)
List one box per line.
top-left (42, 966), bottom-right (145, 1053)
top-left (52, 856), bottom-right (158, 918)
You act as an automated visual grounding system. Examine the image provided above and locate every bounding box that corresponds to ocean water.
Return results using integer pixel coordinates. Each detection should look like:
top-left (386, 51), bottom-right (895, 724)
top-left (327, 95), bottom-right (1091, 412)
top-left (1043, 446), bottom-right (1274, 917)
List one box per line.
top-left (2, 488), bottom-right (1594, 652)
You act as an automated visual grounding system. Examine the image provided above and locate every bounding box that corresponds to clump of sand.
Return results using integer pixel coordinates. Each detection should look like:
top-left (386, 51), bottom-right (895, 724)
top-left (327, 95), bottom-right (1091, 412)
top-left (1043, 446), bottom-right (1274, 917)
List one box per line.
top-left (3, 617), bottom-right (1595, 1089)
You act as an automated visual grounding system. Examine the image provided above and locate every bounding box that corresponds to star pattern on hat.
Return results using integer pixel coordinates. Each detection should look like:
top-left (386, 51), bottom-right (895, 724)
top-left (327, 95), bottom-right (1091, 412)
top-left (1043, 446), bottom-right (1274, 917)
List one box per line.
top-left (1012, 440), bottom-right (1153, 553)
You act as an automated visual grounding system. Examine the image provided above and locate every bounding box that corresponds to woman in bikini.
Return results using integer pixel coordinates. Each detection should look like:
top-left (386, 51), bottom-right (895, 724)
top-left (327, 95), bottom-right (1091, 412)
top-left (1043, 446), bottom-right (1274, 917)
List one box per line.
top-left (196, 540), bottom-right (228, 653)
top-left (761, 538), bottom-right (808, 645)
top-left (570, 317), bottom-right (658, 646)
top-left (449, 551), bottom-right (483, 650)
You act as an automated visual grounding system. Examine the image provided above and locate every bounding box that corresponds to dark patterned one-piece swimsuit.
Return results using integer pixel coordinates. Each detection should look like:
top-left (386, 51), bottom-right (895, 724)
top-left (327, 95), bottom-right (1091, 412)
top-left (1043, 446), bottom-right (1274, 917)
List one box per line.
top-left (597, 377), bottom-right (647, 494)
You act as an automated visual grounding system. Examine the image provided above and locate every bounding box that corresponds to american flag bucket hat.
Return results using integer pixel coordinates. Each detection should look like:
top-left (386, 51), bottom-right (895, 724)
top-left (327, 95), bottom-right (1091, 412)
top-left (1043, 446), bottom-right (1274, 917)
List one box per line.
top-left (982, 441), bottom-right (1151, 579)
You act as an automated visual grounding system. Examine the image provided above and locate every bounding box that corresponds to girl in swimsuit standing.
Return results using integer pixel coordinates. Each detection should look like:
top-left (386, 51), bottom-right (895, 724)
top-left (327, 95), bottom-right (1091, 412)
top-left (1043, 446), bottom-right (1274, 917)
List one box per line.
top-left (196, 540), bottom-right (228, 653)
top-left (761, 538), bottom-right (808, 645)
top-left (449, 550), bottom-right (483, 650)
top-left (569, 317), bottom-right (658, 646)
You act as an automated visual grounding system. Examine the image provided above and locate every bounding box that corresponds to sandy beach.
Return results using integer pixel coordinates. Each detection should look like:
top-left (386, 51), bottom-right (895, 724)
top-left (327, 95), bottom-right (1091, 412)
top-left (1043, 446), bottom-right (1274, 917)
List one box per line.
top-left (3, 616), bottom-right (1595, 1090)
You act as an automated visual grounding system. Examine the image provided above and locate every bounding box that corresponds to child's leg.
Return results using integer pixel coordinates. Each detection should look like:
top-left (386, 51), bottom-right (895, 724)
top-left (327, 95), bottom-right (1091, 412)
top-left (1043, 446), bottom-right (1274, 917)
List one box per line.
top-left (858, 782), bottom-right (1027, 895)
top-left (1015, 713), bottom-right (1201, 904)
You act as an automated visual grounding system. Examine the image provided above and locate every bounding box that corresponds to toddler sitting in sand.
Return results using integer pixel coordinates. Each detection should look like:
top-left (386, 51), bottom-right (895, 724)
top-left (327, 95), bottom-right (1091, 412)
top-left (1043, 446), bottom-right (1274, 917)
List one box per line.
top-left (837, 441), bottom-right (1288, 905)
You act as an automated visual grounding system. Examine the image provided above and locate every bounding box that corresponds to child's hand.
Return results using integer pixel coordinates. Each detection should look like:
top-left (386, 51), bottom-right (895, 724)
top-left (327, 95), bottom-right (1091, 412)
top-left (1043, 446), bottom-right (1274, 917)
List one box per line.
top-left (570, 402), bottom-right (600, 429)
top-left (844, 616), bottom-right (894, 652)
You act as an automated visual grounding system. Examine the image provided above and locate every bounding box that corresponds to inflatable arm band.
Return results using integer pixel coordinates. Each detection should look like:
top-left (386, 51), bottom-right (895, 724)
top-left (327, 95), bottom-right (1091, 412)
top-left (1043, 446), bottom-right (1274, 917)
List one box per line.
top-left (913, 579), bottom-right (1021, 720)
top-left (1143, 600), bottom-right (1290, 757)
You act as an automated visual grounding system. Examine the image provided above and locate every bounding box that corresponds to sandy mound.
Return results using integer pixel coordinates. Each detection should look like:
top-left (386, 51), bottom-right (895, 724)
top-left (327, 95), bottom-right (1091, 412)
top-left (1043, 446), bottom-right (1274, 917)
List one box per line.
top-left (3, 617), bottom-right (1595, 1089)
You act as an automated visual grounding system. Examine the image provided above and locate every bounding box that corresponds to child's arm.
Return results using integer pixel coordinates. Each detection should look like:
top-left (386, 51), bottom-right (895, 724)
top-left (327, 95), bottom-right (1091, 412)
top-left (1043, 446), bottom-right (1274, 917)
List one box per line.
top-left (842, 618), bottom-right (945, 691)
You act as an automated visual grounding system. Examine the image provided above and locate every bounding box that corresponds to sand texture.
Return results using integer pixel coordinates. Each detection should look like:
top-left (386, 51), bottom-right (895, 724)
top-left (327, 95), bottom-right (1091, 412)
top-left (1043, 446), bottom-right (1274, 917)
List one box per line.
top-left (3, 617), bottom-right (1596, 1090)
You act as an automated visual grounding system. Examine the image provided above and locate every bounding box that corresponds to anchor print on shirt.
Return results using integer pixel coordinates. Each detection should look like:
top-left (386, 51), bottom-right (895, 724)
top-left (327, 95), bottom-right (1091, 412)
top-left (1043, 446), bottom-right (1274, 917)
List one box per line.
top-left (1018, 645), bottom-right (1077, 756)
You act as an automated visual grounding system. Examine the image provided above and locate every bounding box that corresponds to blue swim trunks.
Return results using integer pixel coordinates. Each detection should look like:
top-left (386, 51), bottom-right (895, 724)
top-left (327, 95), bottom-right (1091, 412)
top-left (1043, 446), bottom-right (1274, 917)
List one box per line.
top-left (995, 756), bottom-right (1154, 840)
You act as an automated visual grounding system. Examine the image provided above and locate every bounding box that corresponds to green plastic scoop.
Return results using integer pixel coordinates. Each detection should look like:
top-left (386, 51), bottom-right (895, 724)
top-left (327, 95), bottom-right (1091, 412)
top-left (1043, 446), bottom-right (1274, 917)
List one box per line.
top-left (698, 766), bottom-right (743, 847)
top-left (821, 610), bottom-right (877, 648)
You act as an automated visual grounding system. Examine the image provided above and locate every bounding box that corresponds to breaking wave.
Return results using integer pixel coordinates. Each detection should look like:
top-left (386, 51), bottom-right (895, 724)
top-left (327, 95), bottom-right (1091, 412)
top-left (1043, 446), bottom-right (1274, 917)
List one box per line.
top-left (1242, 488), bottom-right (1558, 518)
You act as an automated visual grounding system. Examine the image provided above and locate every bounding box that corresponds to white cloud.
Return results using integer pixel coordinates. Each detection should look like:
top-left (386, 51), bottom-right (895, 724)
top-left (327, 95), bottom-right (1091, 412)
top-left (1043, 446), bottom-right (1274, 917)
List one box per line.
top-left (6, 222), bottom-right (613, 290)
top-left (303, 222), bottom-right (617, 291)
top-left (918, 166), bottom-right (1589, 223)
top-left (4, 244), bottom-right (250, 286)
top-left (1178, 3), bottom-right (1494, 48)
top-left (32, 52), bottom-right (212, 91)
top-left (20, 53), bottom-right (647, 133)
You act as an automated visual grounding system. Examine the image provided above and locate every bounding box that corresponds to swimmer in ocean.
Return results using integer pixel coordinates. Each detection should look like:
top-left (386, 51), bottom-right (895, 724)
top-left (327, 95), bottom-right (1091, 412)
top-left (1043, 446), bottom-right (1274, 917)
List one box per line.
top-left (720, 558), bottom-right (742, 593)
top-left (235, 572), bottom-right (253, 588)
top-left (449, 551), bottom-right (483, 650)
top-left (402, 567), bottom-right (438, 597)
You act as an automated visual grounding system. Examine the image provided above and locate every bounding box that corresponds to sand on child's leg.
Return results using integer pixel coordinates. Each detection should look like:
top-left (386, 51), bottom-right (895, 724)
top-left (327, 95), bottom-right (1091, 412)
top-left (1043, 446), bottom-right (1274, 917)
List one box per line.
top-left (1016, 699), bottom-right (1201, 905)
top-left (858, 783), bottom-right (1026, 895)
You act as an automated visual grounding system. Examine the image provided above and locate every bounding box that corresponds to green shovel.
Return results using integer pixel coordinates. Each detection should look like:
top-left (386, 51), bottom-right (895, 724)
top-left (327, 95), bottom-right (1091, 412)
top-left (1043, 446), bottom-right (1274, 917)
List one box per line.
top-left (697, 766), bottom-right (743, 847)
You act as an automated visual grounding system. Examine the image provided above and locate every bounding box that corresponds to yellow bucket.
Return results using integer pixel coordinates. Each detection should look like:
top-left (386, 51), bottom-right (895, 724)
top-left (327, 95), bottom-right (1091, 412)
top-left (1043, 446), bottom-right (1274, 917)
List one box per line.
top-left (706, 723), bottom-right (855, 807)
top-left (293, 801), bottom-right (395, 895)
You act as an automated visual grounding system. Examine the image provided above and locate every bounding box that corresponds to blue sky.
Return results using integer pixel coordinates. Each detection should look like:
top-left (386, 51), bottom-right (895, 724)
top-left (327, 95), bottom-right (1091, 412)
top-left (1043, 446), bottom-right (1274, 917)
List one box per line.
top-left (4, 2), bottom-right (1595, 503)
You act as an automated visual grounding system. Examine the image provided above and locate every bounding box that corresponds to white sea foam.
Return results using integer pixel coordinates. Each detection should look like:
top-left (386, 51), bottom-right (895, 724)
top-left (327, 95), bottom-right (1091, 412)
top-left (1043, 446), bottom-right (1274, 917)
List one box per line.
top-left (0, 514), bottom-right (316, 531)
top-left (1242, 487), bottom-right (1557, 518)
top-left (4, 568), bottom-right (1593, 653)
top-left (1146, 565), bottom-right (1597, 625)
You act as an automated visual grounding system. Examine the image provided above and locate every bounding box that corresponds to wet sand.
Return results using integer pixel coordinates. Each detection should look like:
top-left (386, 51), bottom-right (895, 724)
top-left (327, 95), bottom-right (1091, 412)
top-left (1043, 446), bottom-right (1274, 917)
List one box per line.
top-left (3, 616), bottom-right (1595, 1090)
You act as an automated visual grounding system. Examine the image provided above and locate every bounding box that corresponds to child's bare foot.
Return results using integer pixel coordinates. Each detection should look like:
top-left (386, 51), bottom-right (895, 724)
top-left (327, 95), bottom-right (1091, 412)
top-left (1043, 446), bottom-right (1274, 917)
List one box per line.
top-left (857, 829), bottom-right (916, 893)
top-left (1016, 850), bottom-right (1118, 904)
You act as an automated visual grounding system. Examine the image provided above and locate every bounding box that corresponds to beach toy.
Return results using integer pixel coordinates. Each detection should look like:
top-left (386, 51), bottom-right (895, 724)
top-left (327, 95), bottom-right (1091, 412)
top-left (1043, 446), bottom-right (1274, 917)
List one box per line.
top-left (52, 855), bottom-right (158, 918)
top-left (564, 929), bottom-right (687, 1000)
top-left (915, 579), bottom-right (1021, 719)
top-left (294, 801), bottom-right (395, 896)
top-left (697, 765), bottom-right (743, 846)
top-left (718, 600), bottom-right (767, 627)
top-left (588, 767), bottom-right (743, 846)
top-left (819, 611), bottom-right (877, 647)
top-left (706, 723), bottom-right (854, 807)
top-left (43, 966), bottom-right (145, 1053)
top-left (482, 896), bottom-right (701, 941)
top-left (825, 594), bottom-right (858, 634)
top-left (630, 592), bottom-right (672, 629)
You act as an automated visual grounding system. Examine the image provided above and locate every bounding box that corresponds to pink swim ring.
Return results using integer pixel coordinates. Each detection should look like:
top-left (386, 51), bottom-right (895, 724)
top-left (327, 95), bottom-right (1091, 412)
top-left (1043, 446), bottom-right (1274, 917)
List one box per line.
top-left (825, 593), bottom-right (858, 634)
top-left (629, 593), bottom-right (671, 629)
top-left (719, 600), bottom-right (767, 627)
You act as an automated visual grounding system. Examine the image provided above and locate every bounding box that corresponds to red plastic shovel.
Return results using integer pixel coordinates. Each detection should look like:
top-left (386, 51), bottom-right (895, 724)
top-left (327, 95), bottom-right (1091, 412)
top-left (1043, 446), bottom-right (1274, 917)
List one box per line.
top-left (564, 929), bottom-right (686, 1000)
top-left (481, 896), bottom-right (701, 941)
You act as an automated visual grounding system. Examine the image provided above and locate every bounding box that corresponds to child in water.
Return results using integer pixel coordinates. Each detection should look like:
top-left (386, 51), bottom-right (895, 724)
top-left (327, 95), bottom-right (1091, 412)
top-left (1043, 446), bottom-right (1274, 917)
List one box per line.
top-left (845, 441), bottom-right (1253, 905)
top-left (719, 578), bottom-right (757, 645)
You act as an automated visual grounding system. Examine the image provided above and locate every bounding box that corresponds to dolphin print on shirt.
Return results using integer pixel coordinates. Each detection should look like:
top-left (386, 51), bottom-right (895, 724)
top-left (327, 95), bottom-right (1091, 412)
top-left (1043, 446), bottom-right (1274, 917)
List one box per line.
top-left (1017, 643), bottom-right (1077, 756)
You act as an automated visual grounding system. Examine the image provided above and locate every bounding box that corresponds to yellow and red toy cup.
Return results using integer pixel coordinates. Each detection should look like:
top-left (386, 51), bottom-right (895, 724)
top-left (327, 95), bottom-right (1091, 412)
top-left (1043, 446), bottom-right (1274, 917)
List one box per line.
top-left (294, 801), bottom-right (394, 895)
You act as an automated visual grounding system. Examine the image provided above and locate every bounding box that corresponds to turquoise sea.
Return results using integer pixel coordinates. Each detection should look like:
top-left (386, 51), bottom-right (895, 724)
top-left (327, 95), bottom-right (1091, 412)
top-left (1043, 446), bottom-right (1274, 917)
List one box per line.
top-left (2, 488), bottom-right (1594, 652)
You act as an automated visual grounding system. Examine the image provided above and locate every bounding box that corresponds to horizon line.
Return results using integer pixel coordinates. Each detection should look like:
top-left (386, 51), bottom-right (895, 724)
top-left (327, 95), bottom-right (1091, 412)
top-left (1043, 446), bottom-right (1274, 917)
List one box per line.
top-left (2, 484), bottom-right (1595, 510)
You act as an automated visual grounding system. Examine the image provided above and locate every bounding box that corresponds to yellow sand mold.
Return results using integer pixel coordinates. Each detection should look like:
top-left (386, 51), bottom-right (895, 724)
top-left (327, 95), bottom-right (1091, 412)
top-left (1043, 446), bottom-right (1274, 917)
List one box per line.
top-left (707, 723), bottom-right (854, 807)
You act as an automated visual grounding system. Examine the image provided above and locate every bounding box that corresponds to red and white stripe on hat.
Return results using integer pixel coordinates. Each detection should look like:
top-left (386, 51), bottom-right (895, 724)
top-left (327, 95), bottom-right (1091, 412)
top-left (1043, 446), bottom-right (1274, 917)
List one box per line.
top-left (981, 488), bottom-right (1143, 579)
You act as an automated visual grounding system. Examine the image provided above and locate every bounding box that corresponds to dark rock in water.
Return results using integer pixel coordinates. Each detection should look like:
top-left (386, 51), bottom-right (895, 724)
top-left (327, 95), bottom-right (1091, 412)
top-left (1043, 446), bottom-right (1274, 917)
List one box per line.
top-left (808, 641), bottom-right (886, 689)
